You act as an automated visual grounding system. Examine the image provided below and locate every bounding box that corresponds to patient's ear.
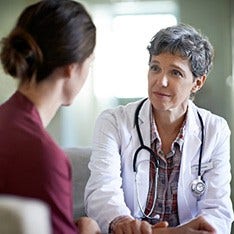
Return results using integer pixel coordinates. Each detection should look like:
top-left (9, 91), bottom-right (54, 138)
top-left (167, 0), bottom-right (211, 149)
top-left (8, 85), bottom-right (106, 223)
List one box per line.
top-left (63, 64), bottom-right (79, 79)
top-left (192, 75), bottom-right (207, 93)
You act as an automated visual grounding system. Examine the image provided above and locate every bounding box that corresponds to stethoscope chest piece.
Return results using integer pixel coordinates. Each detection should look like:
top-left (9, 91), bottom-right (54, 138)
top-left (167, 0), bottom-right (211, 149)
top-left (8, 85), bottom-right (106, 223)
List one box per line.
top-left (190, 111), bottom-right (206, 198)
top-left (190, 176), bottom-right (206, 197)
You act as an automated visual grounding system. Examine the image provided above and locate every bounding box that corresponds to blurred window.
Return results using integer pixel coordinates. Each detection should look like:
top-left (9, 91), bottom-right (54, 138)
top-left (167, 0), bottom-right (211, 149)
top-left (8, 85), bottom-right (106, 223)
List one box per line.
top-left (93, 2), bottom-right (177, 99)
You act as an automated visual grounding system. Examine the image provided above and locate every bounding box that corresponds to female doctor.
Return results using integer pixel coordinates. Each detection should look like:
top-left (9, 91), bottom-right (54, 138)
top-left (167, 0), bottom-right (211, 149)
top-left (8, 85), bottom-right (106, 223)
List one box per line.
top-left (84, 24), bottom-right (233, 233)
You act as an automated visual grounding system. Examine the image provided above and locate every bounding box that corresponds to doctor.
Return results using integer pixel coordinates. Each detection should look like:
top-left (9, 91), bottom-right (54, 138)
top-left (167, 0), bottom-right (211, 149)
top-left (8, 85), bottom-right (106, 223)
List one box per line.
top-left (84, 24), bottom-right (233, 233)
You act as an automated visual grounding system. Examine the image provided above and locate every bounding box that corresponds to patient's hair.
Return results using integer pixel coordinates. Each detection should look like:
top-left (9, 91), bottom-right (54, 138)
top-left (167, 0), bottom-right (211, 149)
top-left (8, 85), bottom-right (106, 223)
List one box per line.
top-left (147, 23), bottom-right (214, 78)
top-left (0, 0), bottom-right (96, 84)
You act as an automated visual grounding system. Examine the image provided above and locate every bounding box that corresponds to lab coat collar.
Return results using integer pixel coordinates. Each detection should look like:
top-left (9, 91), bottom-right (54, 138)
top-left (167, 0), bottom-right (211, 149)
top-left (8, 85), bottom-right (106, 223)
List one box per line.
top-left (186, 100), bottom-right (201, 134)
top-left (180, 100), bottom-right (203, 175)
top-left (136, 98), bottom-right (152, 147)
top-left (136, 99), bottom-right (201, 147)
top-left (133, 98), bottom-right (202, 161)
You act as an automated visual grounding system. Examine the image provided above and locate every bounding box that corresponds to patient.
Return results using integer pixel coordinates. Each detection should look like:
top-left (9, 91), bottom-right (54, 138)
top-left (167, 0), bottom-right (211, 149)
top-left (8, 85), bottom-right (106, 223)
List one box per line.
top-left (0, 0), bottom-right (100, 233)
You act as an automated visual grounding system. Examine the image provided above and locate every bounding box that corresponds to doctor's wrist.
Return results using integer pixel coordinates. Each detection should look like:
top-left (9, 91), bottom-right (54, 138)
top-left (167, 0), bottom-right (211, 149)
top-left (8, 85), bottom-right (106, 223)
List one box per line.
top-left (108, 215), bottom-right (133, 233)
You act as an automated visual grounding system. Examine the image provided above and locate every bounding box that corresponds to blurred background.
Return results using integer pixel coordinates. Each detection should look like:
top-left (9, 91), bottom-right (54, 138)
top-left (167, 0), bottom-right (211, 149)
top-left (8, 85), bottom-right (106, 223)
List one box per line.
top-left (0, 0), bottom-right (233, 231)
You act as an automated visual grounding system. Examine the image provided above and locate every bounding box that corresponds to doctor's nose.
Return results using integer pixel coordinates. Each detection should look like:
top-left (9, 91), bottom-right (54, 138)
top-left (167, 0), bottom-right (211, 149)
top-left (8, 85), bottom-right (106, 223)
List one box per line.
top-left (156, 74), bottom-right (169, 87)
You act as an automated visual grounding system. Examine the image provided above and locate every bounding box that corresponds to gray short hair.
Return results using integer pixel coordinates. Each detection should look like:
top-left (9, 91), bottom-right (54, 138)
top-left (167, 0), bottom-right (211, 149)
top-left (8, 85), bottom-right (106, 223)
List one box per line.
top-left (147, 24), bottom-right (214, 78)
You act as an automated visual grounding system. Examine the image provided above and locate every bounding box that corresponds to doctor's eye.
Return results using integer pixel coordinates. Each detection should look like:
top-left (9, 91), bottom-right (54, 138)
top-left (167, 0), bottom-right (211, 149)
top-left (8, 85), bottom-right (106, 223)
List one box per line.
top-left (149, 64), bottom-right (161, 73)
top-left (170, 69), bottom-right (183, 78)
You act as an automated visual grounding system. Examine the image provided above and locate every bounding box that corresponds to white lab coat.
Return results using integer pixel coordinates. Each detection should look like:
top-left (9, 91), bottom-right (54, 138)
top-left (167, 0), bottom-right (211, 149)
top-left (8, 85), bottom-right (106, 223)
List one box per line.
top-left (84, 99), bottom-right (234, 233)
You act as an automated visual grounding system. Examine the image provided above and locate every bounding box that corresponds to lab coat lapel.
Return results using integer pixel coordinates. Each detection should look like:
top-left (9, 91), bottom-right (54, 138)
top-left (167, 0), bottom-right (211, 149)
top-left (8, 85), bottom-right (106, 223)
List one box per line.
top-left (183, 101), bottom-right (202, 166)
top-left (178, 101), bottom-right (202, 222)
top-left (132, 99), bottom-right (152, 210)
top-left (138, 99), bottom-right (151, 149)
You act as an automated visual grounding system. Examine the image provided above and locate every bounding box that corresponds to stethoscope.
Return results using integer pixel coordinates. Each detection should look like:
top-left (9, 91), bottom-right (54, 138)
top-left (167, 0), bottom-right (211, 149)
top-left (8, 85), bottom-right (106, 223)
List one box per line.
top-left (133, 98), bottom-right (206, 220)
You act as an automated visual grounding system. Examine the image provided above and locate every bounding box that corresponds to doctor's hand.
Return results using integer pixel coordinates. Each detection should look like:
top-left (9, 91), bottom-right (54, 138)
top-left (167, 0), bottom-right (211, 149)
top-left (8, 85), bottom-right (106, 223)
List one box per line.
top-left (109, 215), bottom-right (168, 234)
top-left (110, 215), bottom-right (216, 234)
top-left (152, 216), bottom-right (216, 234)
top-left (174, 216), bottom-right (216, 234)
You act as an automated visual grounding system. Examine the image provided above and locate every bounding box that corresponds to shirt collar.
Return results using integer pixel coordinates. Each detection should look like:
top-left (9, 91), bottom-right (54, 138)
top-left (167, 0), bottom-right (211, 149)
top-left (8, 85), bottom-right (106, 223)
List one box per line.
top-left (150, 107), bottom-right (187, 151)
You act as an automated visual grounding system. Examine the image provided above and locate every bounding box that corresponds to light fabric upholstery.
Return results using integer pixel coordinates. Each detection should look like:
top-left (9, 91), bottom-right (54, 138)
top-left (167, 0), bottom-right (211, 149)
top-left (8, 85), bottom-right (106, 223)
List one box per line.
top-left (0, 196), bottom-right (51, 234)
top-left (64, 147), bottom-right (92, 219)
top-left (0, 147), bottom-right (92, 233)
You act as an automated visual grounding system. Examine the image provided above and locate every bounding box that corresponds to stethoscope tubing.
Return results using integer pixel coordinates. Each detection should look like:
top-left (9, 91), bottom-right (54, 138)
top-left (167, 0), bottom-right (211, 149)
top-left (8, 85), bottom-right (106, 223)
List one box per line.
top-left (133, 98), bottom-right (204, 178)
top-left (196, 111), bottom-right (204, 177)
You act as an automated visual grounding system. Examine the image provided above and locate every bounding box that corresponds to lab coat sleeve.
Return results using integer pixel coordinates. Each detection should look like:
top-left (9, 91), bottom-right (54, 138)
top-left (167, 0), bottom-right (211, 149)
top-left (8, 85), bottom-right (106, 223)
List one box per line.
top-left (84, 110), bottom-right (132, 233)
top-left (197, 118), bottom-right (234, 233)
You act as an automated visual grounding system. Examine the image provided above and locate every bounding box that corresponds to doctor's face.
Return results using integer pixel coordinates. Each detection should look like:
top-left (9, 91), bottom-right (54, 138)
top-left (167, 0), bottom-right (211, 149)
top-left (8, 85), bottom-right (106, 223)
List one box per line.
top-left (148, 52), bottom-right (201, 114)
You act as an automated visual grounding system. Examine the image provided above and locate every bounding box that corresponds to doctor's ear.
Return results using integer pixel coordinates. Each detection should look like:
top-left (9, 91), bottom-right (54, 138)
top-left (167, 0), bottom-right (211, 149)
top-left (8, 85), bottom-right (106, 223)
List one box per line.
top-left (192, 75), bottom-right (207, 93)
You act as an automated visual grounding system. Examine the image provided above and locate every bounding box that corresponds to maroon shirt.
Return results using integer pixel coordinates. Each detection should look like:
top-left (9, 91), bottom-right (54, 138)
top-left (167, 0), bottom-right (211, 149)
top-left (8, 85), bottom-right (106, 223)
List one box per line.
top-left (0, 91), bottom-right (77, 234)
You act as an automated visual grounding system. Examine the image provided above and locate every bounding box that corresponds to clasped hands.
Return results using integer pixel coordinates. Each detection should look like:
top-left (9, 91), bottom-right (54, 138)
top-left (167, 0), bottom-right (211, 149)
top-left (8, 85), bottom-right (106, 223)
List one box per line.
top-left (110, 216), bottom-right (216, 234)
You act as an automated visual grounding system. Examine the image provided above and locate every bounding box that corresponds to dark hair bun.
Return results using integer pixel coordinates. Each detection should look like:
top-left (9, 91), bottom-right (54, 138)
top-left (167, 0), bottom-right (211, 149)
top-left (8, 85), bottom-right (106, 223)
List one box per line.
top-left (0, 27), bottom-right (43, 81)
top-left (1, 0), bottom-right (95, 83)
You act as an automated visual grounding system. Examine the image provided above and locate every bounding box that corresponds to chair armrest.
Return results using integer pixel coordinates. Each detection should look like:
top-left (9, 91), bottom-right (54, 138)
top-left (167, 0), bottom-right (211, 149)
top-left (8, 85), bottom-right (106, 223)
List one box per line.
top-left (64, 147), bottom-right (91, 219)
top-left (0, 195), bottom-right (51, 234)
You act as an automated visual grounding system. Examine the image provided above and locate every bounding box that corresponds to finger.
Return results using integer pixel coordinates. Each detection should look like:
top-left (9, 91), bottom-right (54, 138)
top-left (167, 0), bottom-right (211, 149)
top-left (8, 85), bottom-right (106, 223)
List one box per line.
top-left (116, 220), bottom-right (136, 234)
top-left (130, 219), bottom-right (141, 234)
top-left (181, 227), bottom-right (215, 234)
top-left (199, 221), bottom-right (216, 232)
top-left (113, 217), bottom-right (134, 234)
top-left (140, 220), bottom-right (152, 234)
top-left (152, 221), bottom-right (169, 228)
top-left (191, 231), bottom-right (215, 234)
top-left (114, 225), bottom-right (125, 234)
top-left (193, 216), bottom-right (216, 232)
